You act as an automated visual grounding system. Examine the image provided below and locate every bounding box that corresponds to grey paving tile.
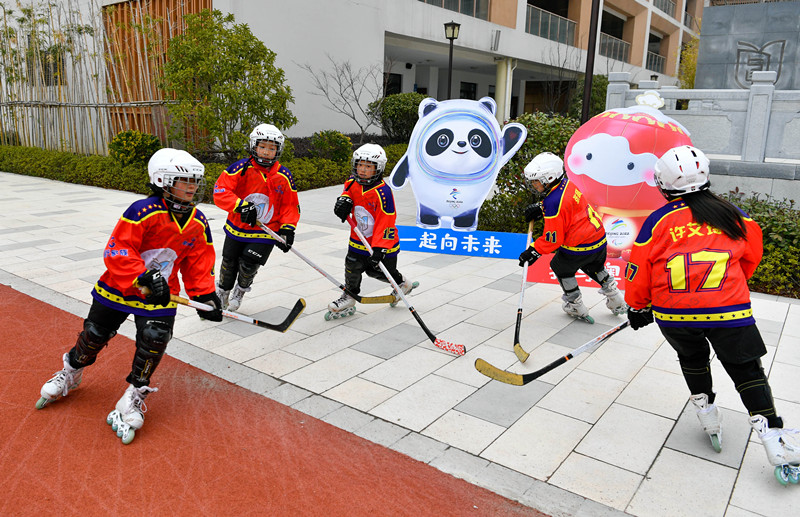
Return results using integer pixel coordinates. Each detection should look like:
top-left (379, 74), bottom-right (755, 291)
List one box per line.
top-left (413, 253), bottom-right (468, 268)
top-left (455, 378), bottom-right (553, 428)
top-left (0, 225), bottom-right (46, 235)
top-left (235, 372), bottom-right (282, 395)
top-left (353, 418), bottom-right (410, 448)
top-left (31, 209), bottom-right (78, 216)
top-left (665, 402), bottom-right (751, 469)
top-left (484, 276), bottom-right (522, 293)
top-left (0, 239), bottom-right (58, 251)
top-left (265, 383), bottom-right (312, 406)
top-left (429, 447), bottom-right (491, 485)
top-left (549, 320), bottom-right (614, 348)
top-left (294, 230), bottom-right (334, 242)
top-left (291, 394), bottom-right (343, 419)
top-left (321, 405), bottom-right (375, 433)
top-left (64, 250), bottom-right (103, 261)
top-left (392, 432), bottom-right (450, 464)
top-left (350, 322), bottom-right (429, 359)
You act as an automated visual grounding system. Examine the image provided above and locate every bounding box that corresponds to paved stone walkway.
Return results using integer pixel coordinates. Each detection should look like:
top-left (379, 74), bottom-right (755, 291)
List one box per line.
top-left (1, 171), bottom-right (797, 516)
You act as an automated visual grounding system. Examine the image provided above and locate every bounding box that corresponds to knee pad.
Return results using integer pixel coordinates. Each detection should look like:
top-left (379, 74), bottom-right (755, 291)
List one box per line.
top-left (72, 320), bottom-right (116, 366)
top-left (218, 256), bottom-right (238, 290)
top-left (557, 276), bottom-right (581, 302)
top-left (723, 359), bottom-right (780, 422)
top-left (237, 258), bottom-right (261, 288)
top-left (130, 320), bottom-right (172, 386)
top-left (590, 269), bottom-right (612, 288)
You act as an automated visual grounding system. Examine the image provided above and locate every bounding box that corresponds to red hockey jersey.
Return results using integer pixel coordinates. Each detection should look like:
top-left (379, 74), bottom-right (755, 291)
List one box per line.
top-left (624, 198), bottom-right (763, 328)
top-left (213, 158), bottom-right (300, 244)
top-left (92, 196), bottom-right (217, 317)
top-left (339, 178), bottom-right (400, 257)
top-left (533, 178), bottom-right (607, 256)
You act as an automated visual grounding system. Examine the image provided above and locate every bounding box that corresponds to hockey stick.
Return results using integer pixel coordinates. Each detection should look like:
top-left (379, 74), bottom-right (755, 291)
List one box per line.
top-left (347, 216), bottom-right (466, 356)
top-left (171, 294), bottom-right (306, 333)
top-left (257, 222), bottom-right (396, 304)
top-left (513, 221), bottom-right (535, 363)
top-left (475, 321), bottom-right (630, 385)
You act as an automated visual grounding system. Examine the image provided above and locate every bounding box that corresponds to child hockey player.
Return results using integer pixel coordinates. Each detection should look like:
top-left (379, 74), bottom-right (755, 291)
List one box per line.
top-left (518, 152), bottom-right (626, 323)
top-left (213, 123), bottom-right (300, 311)
top-left (328, 143), bottom-right (416, 320)
top-left (36, 148), bottom-right (222, 445)
top-left (625, 145), bottom-right (799, 484)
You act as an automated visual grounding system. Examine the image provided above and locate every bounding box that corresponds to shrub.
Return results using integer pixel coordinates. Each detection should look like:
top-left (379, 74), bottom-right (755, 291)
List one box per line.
top-left (108, 130), bottom-right (162, 167)
top-left (310, 130), bottom-right (352, 163)
top-left (285, 157), bottom-right (350, 191)
top-left (384, 143), bottom-right (408, 176)
top-left (749, 243), bottom-right (800, 298)
top-left (370, 92), bottom-right (427, 143)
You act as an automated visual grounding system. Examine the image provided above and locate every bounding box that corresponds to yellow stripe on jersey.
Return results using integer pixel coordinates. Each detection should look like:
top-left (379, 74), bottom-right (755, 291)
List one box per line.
top-left (653, 308), bottom-right (753, 323)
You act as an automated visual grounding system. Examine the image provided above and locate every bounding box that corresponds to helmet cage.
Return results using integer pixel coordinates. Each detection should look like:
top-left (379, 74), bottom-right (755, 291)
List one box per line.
top-left (249, 124), bottom-right (284, 167)
top-left (161, 173), bottom-right (206, 214)
top-left (148, 149), bottom-right (206, 214)
top-left (352, 144), bottom-right (387, 186)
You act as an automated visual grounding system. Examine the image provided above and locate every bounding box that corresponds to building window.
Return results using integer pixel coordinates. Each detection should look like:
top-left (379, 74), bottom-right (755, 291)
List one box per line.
top-left (421, 0), bottom-right (489, 21)
top-left (488, 84), bottom-right (495, 100)
top-left (384, 73), bottom-right (402, 96)
top-left (460, 81), bottom-right (477, 100)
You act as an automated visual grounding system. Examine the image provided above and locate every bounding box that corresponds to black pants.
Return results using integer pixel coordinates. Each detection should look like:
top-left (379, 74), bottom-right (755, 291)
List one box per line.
top-left (549, 247), bottom-right (608, 283)
top-left (218, 237), bottom-right (274, 290)
top-left (660, 324), bottom-right (782, 428)
top-left (344, 251), bottom-right (403, 296)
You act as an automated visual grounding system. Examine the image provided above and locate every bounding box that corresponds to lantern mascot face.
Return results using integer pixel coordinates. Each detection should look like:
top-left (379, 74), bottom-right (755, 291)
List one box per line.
top-left (564, 104), bottom-right (692, 258)
top-left (388, 97), bottom-right (526, 231)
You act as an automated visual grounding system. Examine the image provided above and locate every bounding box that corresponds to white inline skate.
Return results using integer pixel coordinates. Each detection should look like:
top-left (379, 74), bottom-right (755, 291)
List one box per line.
top-left (750, 414), bottom-right (800, 486)
top-left (227, 283), bottom-right (251, 312)
top-left (599, 278), bottom-right (627, 316)
top-left (690, 393), bottom-right (722, 452)
top-left (389, 279), bottom-right (419, 307)
top-left (325, 292), bottom-right (356, 320)
top-left (106, 384), bottom-right (158, 445)
top-left (216, 283), bottom-right (230, 310)
top-left (562, 294), bottom-right (594, 324)
top-left (36, 353), bottom-right (84, 409)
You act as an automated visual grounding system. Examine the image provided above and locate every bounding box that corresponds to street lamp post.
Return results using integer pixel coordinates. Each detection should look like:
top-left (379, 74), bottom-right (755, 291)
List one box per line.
top-left (444, 21), bottom-right (460, 100)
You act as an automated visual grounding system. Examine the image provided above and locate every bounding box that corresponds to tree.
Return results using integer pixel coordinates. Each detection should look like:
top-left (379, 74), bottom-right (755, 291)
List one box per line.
top-left (300, 55), bottom-right (391, 144)
top-left (567, 74), bottom-right (609, 120)
top-left (161, 9), bottom-right (296, 159)
top-left (678, 34), bottom-right (700, 89)
top-left (369, 92), bottom-right (427, 143)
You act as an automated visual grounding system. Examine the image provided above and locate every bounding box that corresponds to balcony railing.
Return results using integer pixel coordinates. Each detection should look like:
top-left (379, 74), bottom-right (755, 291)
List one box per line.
top-left (654, 0), bottom-right (676, 18)
top-left (646, 51), bottom-right (666, 74)
top-left (599, 33), bottom-right (630, 63)
top-left (420, 0), bottom-right (489, 21)
top-left (525, 5), bottom-right (576, 46)
top-left (684, 11), bottom-right (698, 31)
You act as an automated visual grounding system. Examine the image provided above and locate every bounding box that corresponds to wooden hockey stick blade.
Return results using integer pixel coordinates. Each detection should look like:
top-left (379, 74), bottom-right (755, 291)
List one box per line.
top-left (513, 342), bottom-right (530, 363)
top-left (476, 321), bottom-right (630, 386)
top-left (354, 292), bottom-right (398, 304)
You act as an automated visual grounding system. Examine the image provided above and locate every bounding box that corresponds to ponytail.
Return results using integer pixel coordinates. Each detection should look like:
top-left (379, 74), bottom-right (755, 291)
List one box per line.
top-left (682, 190), bottom-right (747, 240)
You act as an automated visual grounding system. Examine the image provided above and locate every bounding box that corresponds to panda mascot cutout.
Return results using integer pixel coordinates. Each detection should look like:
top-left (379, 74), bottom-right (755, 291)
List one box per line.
top-left (388, 97), bottom-right (526, 231)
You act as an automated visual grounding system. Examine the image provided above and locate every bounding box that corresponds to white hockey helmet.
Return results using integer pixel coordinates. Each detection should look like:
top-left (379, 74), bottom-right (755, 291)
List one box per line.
top-left (352, 143), bottom-right (387, 186)
top-left (148, 148), bottom-right (206, 213)
top-left (523, 152), bottom-right (564, 186)
top-left (249, 123), bottom-right (285, 167)
top-left (654, 145), bottom-right (711, 198)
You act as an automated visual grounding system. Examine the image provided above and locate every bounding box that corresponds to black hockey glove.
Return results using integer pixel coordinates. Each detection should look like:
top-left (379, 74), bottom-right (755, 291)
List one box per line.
top-left (276, 227), bottom-right (295, 253)
top-left (235, 201), bottom-right (259, 227)
top-left (369, 247), bottom-right (387, 269)
top-left (137, 269), bottom-right (170, 307)
top-left (524, 202), bottom-right (544, 222)
top-left (333, 196), bottom-right (354, 223)
top-left (627, 307), bottom-right (654, 330)
top-left (193, 291), bottom-right (223, 322)
top-left (518, 246), bottom-right (541, 267)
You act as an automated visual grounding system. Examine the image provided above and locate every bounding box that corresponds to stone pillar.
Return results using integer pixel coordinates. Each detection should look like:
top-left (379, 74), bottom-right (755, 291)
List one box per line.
top-left (606, 72), bottom-right (631, 109)
top-left (742, 71), bottom-right (776, 162)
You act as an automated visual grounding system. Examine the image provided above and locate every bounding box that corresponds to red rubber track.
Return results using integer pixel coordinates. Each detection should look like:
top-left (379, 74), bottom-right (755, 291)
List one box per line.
top-left (0, 284), bottom-right (545, 516)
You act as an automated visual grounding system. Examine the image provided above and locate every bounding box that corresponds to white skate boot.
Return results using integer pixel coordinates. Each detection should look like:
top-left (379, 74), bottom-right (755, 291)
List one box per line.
top-left (598, 278), bottom-right (627, 316)
top-left (750, 414), bottom-right (800, 485)
top-left (325, 292), bottom-right (356, 320)
top-left (36, 353), bottom-right (84, 409)
top-left (227, 283), bottom-right (251, 312)
top-left (390, 278), bottom-right (420, 307)
top-left (106, 384), bottom-right (158, 445)
top-left (216, 283), bottom-right (230, 310)
top-left (690, 393), bottom-right (723, 452)
top-left (562, 294), bottom-right (594, 324)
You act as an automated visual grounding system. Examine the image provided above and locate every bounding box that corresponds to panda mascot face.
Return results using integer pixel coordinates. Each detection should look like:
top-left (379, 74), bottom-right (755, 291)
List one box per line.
top-left (388, 97), bottom-right (526, 231)
top-left (417, 110), bottom-right (499, 182)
